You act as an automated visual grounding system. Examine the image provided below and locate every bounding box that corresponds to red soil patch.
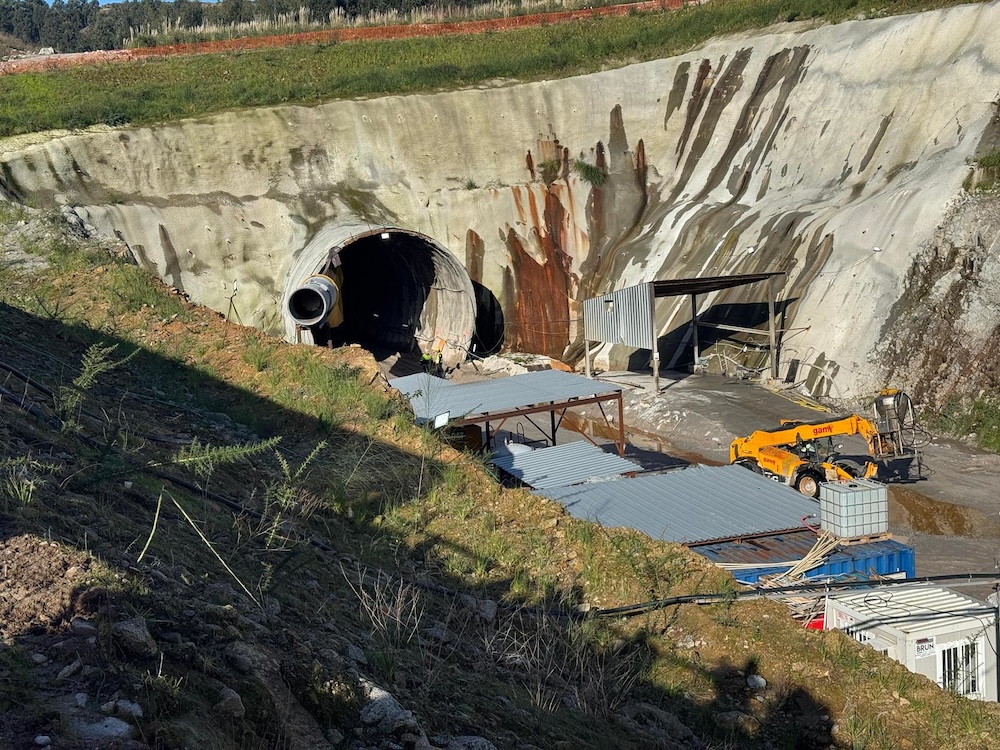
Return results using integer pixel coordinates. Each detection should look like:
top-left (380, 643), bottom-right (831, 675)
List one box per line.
top-left (0, 0), bottom-right (686, 77)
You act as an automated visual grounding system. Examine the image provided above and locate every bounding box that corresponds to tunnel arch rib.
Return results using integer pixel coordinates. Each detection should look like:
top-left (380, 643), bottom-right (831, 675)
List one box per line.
top-left (282, 223), bottom-right (476, 369)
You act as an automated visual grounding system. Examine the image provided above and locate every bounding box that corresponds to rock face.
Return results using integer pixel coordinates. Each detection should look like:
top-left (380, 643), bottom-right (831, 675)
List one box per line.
top-left (2, 4), bottom-right (999, 397)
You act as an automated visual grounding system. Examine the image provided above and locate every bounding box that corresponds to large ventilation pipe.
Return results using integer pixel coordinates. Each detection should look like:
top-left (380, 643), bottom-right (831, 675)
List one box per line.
top-left (288, 274), bottom-right (341, 327)
top-left (282, 223), bottom-right (476, 369)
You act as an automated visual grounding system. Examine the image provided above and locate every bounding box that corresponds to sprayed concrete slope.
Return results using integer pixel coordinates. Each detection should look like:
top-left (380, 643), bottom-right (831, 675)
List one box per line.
top-left (1, 3), bottom-right (999, 397)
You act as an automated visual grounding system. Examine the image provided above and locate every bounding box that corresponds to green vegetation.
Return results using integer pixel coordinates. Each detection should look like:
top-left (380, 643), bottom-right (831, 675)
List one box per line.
top-left (978, 148), bottom-right (1000, 170)
top-left (538, 158), bottom-right (562, 184)
top-left (0, 0), bottom-right (985, 137)
top-left (55, 341), bottom-right (138, 432)
top-left (1, 455), bottom-right (58, 508)
top-left (928, 395), bottom-right (1000, 453)
top-left (0, 645), bottom-right (35, 711)
top-left (0, 200), bottom-right (28, 224)
top-left (106, 263), bottom-right (190, 320)
top-left (968, 147), bottom-right (1000, 191)
top-left (240, 332), bottom-right (280, 372)
top-left (573, 158), bottom-right (607, 187)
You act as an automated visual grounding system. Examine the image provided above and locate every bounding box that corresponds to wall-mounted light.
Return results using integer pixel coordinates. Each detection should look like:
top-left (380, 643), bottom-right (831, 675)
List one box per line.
top-left (380, 232), bottom-right (391, 240)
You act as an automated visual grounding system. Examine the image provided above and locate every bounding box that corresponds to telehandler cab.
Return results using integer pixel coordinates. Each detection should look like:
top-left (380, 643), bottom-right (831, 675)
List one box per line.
top-left (730, 389), bottom-right (921, 497)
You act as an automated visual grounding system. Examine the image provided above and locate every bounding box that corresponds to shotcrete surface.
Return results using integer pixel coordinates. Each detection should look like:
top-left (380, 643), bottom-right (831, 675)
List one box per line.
top-left (2, 3), bottom-right (1000, 398)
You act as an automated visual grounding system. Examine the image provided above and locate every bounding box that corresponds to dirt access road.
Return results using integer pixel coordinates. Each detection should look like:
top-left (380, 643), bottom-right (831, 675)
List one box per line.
top-left (603, 371), bottom-right (1000, 601)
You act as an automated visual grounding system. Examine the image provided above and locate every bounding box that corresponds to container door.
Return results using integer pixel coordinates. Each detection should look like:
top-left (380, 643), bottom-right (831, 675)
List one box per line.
top-left (938, 637), bottom-right (986, 700)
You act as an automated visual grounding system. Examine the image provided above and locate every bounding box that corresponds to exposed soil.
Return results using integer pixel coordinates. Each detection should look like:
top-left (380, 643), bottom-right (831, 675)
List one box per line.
top-left (889, 485), bottom-right (1000, 538)
top-left (0, 534), bottom-right (94, 638)
top-left (6, 209), bottom-right (1000, 750)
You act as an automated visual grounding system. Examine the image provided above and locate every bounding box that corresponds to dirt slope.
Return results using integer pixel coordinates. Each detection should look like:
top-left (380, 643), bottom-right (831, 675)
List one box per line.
top-left (4, 205), bottom-right (1000, 749)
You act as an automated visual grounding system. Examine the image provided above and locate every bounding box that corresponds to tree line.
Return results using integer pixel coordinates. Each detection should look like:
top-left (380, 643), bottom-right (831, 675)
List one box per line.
top-left (0, 0), bottom-right (459, 53)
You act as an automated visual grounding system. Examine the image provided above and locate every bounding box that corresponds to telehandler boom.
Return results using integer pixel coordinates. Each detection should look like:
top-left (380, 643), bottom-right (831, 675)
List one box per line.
top-left (730, 389), bottom-right (920, 497)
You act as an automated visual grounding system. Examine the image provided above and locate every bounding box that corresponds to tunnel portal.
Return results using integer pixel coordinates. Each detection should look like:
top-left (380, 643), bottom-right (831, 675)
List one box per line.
top-left (284, 226), bottom-right (482, 369)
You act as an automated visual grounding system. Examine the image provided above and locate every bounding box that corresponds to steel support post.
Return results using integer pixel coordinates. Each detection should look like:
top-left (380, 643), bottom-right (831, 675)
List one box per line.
top-left (690, 293), bottom-right (700, 373)
top-left (767, 275), bottom-right (778, 381)
top-left (649, 283), bottom-right (659, 393)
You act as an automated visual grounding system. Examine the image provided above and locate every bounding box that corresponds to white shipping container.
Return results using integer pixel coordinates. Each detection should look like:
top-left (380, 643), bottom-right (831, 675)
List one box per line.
top-left (819, 479), bottom-right (888, 537)
top-left (824, 585), bottom-right (998, 701)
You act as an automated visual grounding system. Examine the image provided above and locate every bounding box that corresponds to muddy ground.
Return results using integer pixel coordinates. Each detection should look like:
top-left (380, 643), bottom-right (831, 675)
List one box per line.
top-left (608, 370), bottom-right (1000, 602)
top-left (439, 360), bottom-right (1000, 603)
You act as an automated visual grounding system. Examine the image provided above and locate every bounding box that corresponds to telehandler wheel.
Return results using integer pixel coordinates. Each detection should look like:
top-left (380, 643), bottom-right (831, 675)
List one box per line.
top-left (794, 471), bottom-right (822, 498)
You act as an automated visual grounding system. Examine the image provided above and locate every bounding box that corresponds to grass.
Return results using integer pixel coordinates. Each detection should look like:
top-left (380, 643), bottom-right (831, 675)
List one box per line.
top-left (8, 212), bottom-right (1000, 749)
top-left (0, 645), bottom-right (36, 712)
top-left (927, 395), bottom-right (1000, 452)
top-left (0, 0), bottom-right (985, 137)
top-left (105, 263), bottom-right (190, 320)
top-left (0, 200), bottom-right (29, 224)
top-left (977, 148), bottom-right (1000, 170)
top-left (967, 147), bottom-right (1000, 191)
top-left (840, 704), bottom-right (896, 750)
top-left (240, 333), bottom-right (279, 372)
top-left (573, 159), bottom-right (607, 187)
top-left (0, 453), bottom-right (61, 509)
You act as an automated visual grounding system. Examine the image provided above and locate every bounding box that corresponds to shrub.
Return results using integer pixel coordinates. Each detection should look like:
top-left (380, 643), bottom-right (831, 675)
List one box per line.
top-left (573, 159), bottom-right (607, 187)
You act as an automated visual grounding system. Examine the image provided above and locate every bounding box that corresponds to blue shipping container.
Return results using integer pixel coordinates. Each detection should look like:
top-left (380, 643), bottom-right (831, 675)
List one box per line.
top-left (690, 530), bottom-right (915, 584)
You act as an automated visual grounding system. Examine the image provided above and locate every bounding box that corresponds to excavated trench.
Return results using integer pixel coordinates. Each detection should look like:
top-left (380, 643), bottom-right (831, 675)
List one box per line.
top-left (282, 226), bottom-right (478, 369)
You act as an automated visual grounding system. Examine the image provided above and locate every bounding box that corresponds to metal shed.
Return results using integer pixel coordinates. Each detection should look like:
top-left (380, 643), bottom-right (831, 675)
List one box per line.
top-left (690, 529), bottom-right (915, 584)
top-left (489, 441), bottom-right (640, 490)
top-left (535, 464), bottom-right (820, 544)
top-left (389, 370), bottom-right (626, 454)
top-left (825, 585), bottom-right (998, 701)
top-left (581, 273), bottom-right (784, 390)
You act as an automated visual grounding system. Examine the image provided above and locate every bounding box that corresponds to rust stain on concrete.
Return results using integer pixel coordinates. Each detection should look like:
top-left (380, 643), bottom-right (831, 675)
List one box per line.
top-left (501, 192), bottom-right (572, 358)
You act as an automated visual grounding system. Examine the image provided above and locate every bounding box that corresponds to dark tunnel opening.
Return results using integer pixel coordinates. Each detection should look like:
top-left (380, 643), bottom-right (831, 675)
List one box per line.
top-left (299, 229), bottom-right (480, 369)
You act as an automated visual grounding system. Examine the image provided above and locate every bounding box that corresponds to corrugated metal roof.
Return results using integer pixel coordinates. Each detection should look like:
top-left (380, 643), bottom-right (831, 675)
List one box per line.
top-left (582, 283), bottom-right (654, 348)
top-left (490, 442), bottom-right (639, 489)
top-left (652, 273), bottom-right (784, 298)
top-left (829, 585), bottom-right (996, 636)
top-left (390, 370), bottom-right (622, 424)
top-left (535, 464), bottom-right (820, 544)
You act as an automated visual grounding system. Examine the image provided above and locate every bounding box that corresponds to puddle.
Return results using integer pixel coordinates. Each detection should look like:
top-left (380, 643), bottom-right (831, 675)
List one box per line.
top-left (890, 485), bottom-right (1000, 538)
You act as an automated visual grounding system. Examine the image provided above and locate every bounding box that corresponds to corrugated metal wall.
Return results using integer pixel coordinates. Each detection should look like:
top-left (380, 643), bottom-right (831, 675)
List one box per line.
top-left (582, 282), bottom-right (653, 348)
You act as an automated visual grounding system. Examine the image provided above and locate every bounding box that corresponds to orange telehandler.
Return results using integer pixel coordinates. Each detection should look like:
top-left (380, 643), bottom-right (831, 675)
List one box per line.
top-left (730, 389), bottom-right (921, 497)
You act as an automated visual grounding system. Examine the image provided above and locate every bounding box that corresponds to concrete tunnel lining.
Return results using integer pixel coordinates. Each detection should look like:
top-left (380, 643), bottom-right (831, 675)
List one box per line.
top-left (282, 224), bottom-right (476, 368)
